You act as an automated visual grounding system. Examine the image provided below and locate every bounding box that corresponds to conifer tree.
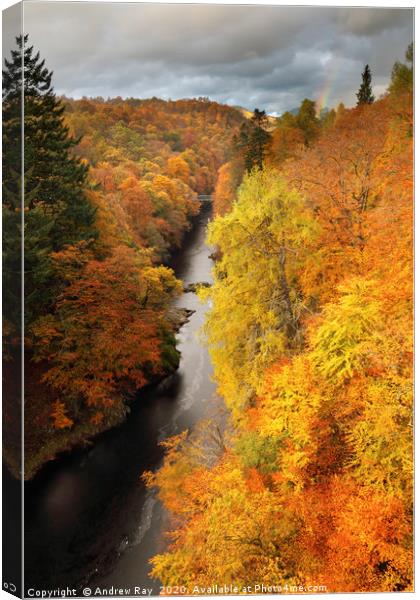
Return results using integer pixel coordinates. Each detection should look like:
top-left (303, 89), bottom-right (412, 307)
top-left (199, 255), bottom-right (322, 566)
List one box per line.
top-left (2, 35), bottom-right (98, 325)
top-left (237, 108), bottom-right (272, 172)
top-left (356, 64), bottom-right (375, 105)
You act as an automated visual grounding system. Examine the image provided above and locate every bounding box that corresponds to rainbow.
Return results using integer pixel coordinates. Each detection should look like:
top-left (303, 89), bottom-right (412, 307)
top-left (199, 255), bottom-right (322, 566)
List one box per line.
top-left (316, 58), bottom-right (339, 115)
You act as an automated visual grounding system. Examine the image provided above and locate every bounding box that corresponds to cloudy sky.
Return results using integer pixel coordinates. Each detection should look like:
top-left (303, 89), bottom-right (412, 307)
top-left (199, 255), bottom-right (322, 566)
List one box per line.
top-left (15, 2), bottom-right (414, 114)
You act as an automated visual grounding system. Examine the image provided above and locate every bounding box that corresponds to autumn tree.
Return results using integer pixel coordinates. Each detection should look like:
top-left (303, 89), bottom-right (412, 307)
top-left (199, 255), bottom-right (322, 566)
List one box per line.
top-left (213, 160), bottom-right (244, 216)
top-left (266, 102), bottom-right (320, 165)
top-left (267, 112), bottom-right (305, 166)
top-left (200, 168), bottom-right (316, 418)
top-left (285, 101), bottom-right (390, 303)
top-left (166, 155), bottom-right (191, 185)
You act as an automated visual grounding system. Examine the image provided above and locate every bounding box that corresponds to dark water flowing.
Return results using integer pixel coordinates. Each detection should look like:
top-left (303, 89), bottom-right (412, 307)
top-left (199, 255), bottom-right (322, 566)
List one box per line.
top-left (24, 202), bottom-right (222, 596)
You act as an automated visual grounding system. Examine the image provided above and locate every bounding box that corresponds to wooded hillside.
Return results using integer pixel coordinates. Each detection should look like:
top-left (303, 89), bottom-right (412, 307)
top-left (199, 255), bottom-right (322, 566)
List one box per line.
top-left (147, 46), bottom-right (413, 593)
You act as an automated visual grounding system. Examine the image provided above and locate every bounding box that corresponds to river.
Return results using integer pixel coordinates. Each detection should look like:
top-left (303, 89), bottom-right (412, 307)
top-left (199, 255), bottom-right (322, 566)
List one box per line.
top-left (23, 202), bottom-right (222, 596)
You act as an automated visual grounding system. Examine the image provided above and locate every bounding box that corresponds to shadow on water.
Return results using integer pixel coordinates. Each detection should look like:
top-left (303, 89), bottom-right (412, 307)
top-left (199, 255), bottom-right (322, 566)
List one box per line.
top-left (23, 202), bottom-right (223, 595)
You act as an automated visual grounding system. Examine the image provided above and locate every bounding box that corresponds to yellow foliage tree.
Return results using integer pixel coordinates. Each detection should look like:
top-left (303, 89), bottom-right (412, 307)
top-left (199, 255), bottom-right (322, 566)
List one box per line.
top-left (201, 168), bottom-right (317, 418)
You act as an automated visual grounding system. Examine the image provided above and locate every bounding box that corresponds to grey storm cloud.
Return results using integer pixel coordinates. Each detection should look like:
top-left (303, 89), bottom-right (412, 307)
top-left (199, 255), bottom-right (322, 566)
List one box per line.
top-left (17, 2), bottom-right (413, 114)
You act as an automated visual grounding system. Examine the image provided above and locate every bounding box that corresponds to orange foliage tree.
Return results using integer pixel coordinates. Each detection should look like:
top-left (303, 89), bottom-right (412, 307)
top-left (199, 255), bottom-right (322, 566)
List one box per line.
top-left (31, 244), bottom-right (181, 428)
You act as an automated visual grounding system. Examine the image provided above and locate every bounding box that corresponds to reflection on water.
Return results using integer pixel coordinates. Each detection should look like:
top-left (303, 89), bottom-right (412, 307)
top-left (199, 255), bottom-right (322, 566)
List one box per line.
top-left (24, 203), bottom-right (223, 595)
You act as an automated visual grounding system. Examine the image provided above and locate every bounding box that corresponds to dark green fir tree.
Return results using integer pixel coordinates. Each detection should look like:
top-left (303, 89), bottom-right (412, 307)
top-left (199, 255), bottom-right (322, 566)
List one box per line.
top-left (237, 108), bottom-right (272, 172)
top-left (356, 64), bottom-right (375, 106)
top-left (2, 35), bottom-right (98, 326)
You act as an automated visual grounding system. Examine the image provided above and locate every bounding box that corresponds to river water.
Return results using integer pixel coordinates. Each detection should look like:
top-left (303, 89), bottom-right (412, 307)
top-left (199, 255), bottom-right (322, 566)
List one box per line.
top-left (24, 202), bottom-right (222, 596)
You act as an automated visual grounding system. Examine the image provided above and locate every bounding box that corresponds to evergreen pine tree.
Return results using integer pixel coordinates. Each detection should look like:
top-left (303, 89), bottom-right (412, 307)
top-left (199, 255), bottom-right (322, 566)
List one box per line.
top-left (237, 108), bottom-right (272, 172)
top-left (356, 64), bottom-right (375, 105)
top-left (2, 35), bottom-right (98, 326)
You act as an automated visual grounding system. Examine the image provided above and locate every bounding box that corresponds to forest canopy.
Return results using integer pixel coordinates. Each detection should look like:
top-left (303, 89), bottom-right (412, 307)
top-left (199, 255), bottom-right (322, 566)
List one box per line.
top-left (147, 45), bottom-right (413, 593)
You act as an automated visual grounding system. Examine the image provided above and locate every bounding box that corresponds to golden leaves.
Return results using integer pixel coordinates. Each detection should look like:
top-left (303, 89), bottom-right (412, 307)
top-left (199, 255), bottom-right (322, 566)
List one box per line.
top-left (50, 401), bottom-right (73, 430)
